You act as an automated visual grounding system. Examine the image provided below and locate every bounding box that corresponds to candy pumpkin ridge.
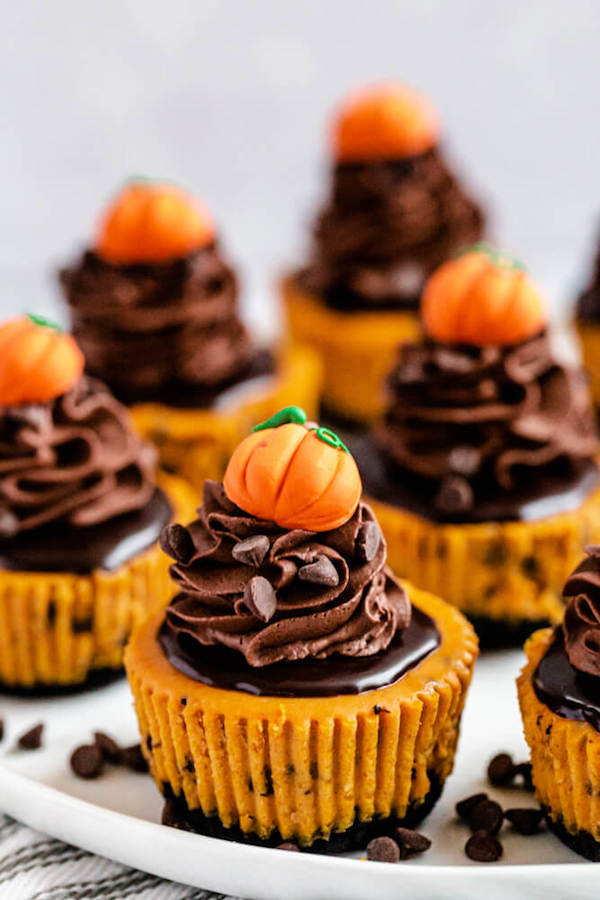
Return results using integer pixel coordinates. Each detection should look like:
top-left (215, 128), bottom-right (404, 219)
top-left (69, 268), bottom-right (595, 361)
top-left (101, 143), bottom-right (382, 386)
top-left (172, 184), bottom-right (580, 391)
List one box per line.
top-left (274, 429), bottom-right (347, 521)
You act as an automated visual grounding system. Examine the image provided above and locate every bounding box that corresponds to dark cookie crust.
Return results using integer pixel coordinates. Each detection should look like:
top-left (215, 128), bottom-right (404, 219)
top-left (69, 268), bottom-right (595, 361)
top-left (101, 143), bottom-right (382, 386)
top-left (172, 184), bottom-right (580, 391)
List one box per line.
top-left (0, 666), bottom-right (124, 698)
top-left (161, 773), bottom-right (442, 853)
top-left (543, 807), bottom-right (600, 861)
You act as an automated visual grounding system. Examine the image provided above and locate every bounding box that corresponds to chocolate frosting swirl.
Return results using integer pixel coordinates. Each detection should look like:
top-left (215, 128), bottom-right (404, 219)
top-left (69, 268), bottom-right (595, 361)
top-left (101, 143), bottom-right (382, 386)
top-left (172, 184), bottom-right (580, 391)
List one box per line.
top-left (299, 148), bottom-right (484, 311)
top-left (375, 332), bottom-right (598, 518)
top-left (0, 375), bottom-right (157, 537)
top-left (562, 545), bottom-right (600, 677)
top-left (160, 480), bottom-right (410, 667)
top-left (60, 244), bottom-right (262, 405)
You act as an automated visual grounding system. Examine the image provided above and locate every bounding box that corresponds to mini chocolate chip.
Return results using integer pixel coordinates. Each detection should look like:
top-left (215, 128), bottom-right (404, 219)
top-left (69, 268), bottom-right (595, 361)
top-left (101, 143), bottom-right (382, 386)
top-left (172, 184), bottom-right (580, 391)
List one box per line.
top-left (470, 799), bottom-right (504, 835)
top-left (456, 793), bottom-right (488, 822)
top-left (394, 827), bottom-right (432, 859)
top-left (160, 523), bottom-right (195, 563)
top-left (448, 446), bottom-right (481, 476)
top-left (17, 723), bottom-right (44, 750)
top-left (243, 576), bottom-right (277, 622)
top-left (366, 836), bottom-right (400, 863)
top-left (435, 475), bottom-right (474, 514)
top-left (465, 830), bottom-right (503, 862)
top-left (356, 521), bottom-right (381, 562)
top-left (514, 762), bottom-right (534, 791)
top-left (162, 798), bottom-right (191, 831)
top-left (276, 842), bottom-right (300, 851)
top-left (488, 752), bottom-right (515, 787)
top-left (0, 508), bottom-right (18, 538)
top-left (0, 719), bottom-right (4, 742)
top-left (504, 807), bottom-right (544, 835)
top-left (94, 731), bottom-right (121, 763)
top-left (232, 535), bottom-right (270, 567)
top-left (120, 743), bottom-right (148, 772)
top-left (70, 744), bottom-right (104, 779)
top-left (298, 556), bottom-right (339, 586)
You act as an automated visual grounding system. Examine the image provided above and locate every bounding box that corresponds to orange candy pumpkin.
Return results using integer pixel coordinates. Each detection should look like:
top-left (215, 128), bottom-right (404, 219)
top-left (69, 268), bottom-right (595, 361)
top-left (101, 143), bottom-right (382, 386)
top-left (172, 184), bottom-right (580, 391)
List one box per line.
top-left (332, 82), bottom-right (440, 162)
top-left (95, 180), bottom-right (215, 265)
top-left (0, 314), bottom-right (84, 405)
top-left (224, 407), bottom-right (362, 532)
top-left (421, 244), bottom-right (547, 346)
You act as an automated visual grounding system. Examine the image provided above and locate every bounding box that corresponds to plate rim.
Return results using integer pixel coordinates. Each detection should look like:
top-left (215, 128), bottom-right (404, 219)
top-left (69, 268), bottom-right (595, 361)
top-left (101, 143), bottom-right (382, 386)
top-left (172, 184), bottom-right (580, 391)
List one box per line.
top-left (0, 764), bottom-right (595, 898)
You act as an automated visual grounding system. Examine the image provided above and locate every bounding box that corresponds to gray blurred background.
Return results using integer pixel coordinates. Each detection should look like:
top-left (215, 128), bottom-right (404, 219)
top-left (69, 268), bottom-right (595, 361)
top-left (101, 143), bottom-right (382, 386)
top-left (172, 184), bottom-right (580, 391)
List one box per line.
top-left (2, 0), bottom-right (599, 330)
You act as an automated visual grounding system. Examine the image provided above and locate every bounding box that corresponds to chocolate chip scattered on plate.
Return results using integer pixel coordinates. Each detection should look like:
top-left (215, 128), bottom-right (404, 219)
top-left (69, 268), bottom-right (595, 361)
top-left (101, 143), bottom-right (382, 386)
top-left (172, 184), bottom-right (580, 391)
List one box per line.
top-left (455, 792), bottom-right (488, 822)
top-left (276, 842), bottom-right (300, 851)
top-left (17, 723), bottom-right (44, 750)
top-left (366, 836), bottom-right (400, 863)
top-left (487, 752), bottom-right (515, 787)
top-left (504, 807), bottom-right (544, 835)
top-left (469, 799), bottom-right (504, 836)
top-left (93, 731), bottom-right (122, 763)
top-left (465, 830), bottom-right (503, 862)
top-left (394, 827), bottom-right (431, 859)
top-left (70, 744), bottom-right (104, 779)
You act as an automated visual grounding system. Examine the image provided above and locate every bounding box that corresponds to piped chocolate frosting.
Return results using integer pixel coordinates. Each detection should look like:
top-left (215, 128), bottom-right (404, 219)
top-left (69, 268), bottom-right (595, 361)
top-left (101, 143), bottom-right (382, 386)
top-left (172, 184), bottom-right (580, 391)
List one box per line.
top-left (160, 480), bottom-right (410, 668)
top-left (563, 545), bottom-right (600, 677)
top-left (0, 374), bottom-right (172, 573)
top-left (61, 245), bottom-right (271, 407)
top-left (368, 331), bottom-right (599, 522)
top-left (298, 148), bottom-right (484, 312)
top-left (0, 375), bottom-right (157, 536)
top-left (534, 546), bottom-right (600, 732)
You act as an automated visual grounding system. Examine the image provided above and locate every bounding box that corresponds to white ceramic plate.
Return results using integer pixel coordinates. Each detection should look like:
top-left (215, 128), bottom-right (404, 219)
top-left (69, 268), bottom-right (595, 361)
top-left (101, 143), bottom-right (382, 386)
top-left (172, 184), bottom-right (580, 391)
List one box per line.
top-left (0, 649), bottom-right (596, 900)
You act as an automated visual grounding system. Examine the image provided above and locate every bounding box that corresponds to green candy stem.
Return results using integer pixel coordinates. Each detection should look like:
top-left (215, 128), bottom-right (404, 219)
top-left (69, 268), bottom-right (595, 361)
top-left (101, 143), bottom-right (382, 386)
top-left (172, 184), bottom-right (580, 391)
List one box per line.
top-left (251, 407), bottom-right (349, 453)
top-left (457, 242), bottom-right (525, 272)
top-left (309, 426), bottom-right (349, 454)
top-left (252, 406), bottom-right (307, 432)
top-left (26, 313), bottom-right (63, 332)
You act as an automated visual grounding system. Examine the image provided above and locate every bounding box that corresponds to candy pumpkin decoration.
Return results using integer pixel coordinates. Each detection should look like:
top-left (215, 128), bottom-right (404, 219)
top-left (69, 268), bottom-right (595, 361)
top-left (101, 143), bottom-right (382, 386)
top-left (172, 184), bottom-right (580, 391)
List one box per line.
top-left (421, 243), bottom-right (547, 346)
top-left (95, 180), bottom-right (215, 265)
top-left (0, 314), bottom-right (84, 405)
top-left (224, 407), bottom-right (362, 532)
top-left (332, 82), bottom-right (440, 162)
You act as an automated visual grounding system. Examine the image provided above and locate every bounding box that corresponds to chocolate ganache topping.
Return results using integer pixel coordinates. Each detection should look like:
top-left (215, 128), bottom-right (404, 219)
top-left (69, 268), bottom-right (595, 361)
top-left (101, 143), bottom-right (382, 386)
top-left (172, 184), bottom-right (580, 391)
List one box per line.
top-left (61, 245), bottom-right (270, 407)
top-left (299, 149), bottom-right (484, 312)
top-left (370, 331), bottom-right (598, 522)
top-left (160, 479), bottom-right (411, 668)
top-left (0, 374), bottom-right (157, 537)
top-left (533, 547), bottom-right (600, 731)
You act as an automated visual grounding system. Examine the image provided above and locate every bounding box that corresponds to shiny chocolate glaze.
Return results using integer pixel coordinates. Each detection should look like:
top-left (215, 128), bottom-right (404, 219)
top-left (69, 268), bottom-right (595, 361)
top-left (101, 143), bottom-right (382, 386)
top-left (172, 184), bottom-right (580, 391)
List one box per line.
top-left (0, 488), bottom-right (172, 574)
top-left (158, 606), bottom-right (439, 698)
top-left (533, 628), bottom-right (600, 732)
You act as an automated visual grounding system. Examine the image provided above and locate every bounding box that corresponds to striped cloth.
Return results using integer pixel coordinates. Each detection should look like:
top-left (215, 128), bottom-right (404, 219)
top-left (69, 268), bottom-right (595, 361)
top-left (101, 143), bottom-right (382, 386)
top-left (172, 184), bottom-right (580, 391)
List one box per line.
top-left (0, 815), bottom-right (240, 900)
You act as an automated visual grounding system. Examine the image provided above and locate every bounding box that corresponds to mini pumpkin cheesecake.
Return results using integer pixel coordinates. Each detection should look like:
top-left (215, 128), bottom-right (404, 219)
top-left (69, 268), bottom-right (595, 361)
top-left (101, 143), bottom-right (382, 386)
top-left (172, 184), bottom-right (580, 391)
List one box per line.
top-left (575, 231), bottom-right (600, 406)
top-left (0, 315), bottom-right (196, 691)
top-left (518, 545), bottom-right (600, 860)
top-left (282, 82), bottom-right (485, 424)
top-left (348, 245), bottom-right (600, 647)
top-left (60, 179), bottom-right (321, 487)
top-left (125, 407), bottom-right (477, 849)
